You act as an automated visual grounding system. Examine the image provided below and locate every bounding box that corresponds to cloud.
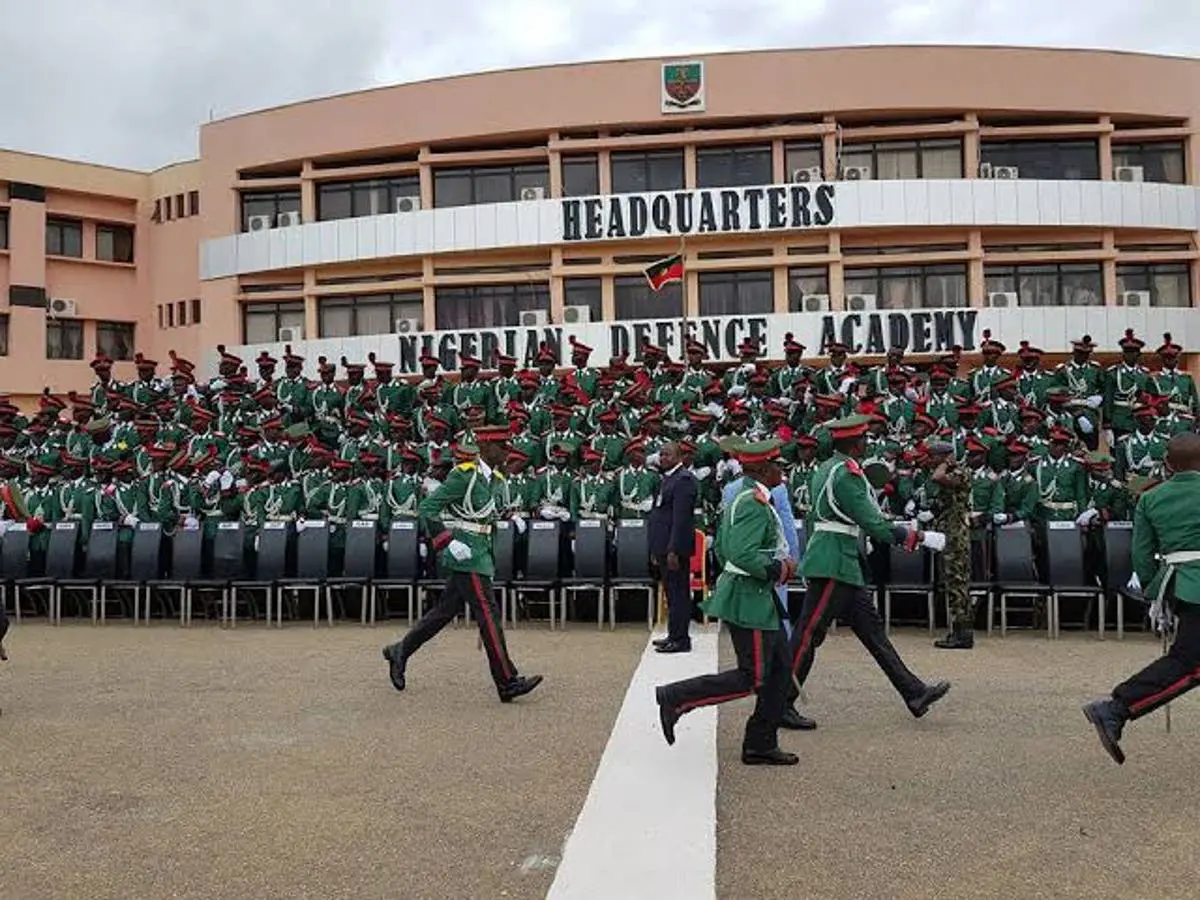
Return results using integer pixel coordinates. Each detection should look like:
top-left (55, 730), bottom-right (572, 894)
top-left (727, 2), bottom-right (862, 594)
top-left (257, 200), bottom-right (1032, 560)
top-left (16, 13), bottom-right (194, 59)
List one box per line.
top-left (0, 0), bottom-right (1195, 170)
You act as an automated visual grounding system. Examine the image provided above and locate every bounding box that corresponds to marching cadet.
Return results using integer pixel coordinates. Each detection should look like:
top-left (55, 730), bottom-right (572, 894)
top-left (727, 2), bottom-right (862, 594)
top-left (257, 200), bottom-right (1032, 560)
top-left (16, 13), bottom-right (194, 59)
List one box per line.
top-left (1034, 427), bottom-right (1089, 523)
top-left (1103, 329), bottom-right (1151, 443)
top-left (968, 330), bottom-right (1009, 401)
top-left (1114, 399), bottom-right (1168, 482)
top-left (923, 365), bottom-right (961, 428)
top-left (369, 352), bottom-right (414, 419)
top-left (787, 434), bottom-right (818, 521)
top-left (533, 444), bottom-right (574, 522)
top-left (1153, 332), bottom-right (1198, 417)
top-left (682, 339), bottom-right (714, 396)
top-left (571, 447), bottom-right (614, 520)
top-left (615, 437), bottom-right (660, 519)
top-left (381, 425), bottom-right (543, 703)
top-left (812, 341), bottom-right (855, 396)
top-left (564, 336), bottom-right (600, 400)
top-left (1083, 433), bottom-right (1200, 766)
top-left (489, 351), bottom-right (522, 412)
top-left (383, 448), bottom-right (424, 526)
top-left (1015, 341), bottom-right (1054, 407)
top-left (275, 346), bottom-right (312, 423)
top-left (589, 408), bottom-right (627, 472)
top-left (999, 440), bottom-right (1039, 524)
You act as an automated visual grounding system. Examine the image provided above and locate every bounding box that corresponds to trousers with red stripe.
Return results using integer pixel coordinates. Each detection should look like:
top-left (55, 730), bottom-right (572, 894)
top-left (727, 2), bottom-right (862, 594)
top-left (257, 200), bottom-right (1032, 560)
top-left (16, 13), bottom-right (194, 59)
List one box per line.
top-left (399, 571), bottom-right (517, 690)
top-left (1113, 603), bottom-right (1200, 719)
top-left (657, 625), bottom-right (791, 752)
top-left (789, 579), bottom-right (925, 703)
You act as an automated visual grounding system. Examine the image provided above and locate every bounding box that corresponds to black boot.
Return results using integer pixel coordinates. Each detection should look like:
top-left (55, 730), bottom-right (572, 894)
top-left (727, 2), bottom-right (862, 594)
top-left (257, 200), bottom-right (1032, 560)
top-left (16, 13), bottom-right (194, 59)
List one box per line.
top-left (779, 706), bottom-right (818, 730)
top-left (934, 627), bottom-right (974, 650)
top-left (381, 644), bottom-right (407, 692)
top-left (741, 747), bottom-right (800, 766)
top-left (655, 686), bottom-right (680, 746)
top-left (907, 680), bottom-right (952, 718)
top-left (498, 674), bottom-right (544, 703)
top-left (1082, 698), bottom-right (1127, 765)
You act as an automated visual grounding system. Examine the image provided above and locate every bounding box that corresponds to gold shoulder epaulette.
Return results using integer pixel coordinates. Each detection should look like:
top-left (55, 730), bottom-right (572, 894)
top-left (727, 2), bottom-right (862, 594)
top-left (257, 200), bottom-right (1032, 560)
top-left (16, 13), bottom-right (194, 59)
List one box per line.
top-left (456, 462), bottom-right (477, 472)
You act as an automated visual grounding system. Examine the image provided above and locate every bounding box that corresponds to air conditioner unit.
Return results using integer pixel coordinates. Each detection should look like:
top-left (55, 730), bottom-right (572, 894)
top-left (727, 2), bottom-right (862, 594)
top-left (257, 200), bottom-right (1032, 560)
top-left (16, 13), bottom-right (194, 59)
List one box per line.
top-left (791, 167), bottom-right (823, 183)
top-left (247, 214), bottom-right (273, 232)
top-left (1118, 290), bottom-right (1150, 307)
top-left (277, 326), bottom-right (302, 342)
top-left (987, 291), bottom-right (1018, 308)
top-left (1114, 166), bottom-right (1144, 183)
top-left (519, 186), bottom-right (547, 201)
top-left (562, 305), bottom-right (591, 324)
top-left (47, 298), bottom-right (78, 317)
top-left (394, 317), bottom-right (422, 334)
top-left (519, 309), bottom-right (549, 327)
top-left (841, 166), bottom-right (872, 181)
top-left (801, 294), bottom-right (830, 312)
top-left (395, 195), bottom-right (422, 213)
top-left (846, 294), bottom-right (877, 312)
top-left (991, 165), bottom-right (1020, 180)
top-left (276, 211), bottom-right (302, 228)
top-left (979, 162), bottom-right (993, 178)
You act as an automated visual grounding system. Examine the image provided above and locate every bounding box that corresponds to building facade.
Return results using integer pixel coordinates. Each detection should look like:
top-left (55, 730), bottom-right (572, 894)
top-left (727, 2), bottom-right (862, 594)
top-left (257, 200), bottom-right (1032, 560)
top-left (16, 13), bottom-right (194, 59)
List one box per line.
top-left (3, 45), bottom-right (1200, 398)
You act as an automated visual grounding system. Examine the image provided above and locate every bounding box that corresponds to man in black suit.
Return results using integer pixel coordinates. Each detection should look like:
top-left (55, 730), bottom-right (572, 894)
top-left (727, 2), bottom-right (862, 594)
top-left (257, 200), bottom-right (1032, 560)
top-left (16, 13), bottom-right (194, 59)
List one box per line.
top-left (649, 442), bottom-right (697, 654)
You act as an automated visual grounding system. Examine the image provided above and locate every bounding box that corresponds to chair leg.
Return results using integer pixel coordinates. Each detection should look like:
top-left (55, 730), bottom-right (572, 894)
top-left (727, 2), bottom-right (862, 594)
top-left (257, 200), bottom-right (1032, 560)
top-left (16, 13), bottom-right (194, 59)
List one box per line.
top-left (883, 590), bottom-right (891, 636)
top-left (325, 588), bottom-right (334, 627)
top-left (1117, 592), bottom-right (1125, 640)
top-left (1000, 594), bottom-right (1007, 637)
top-left (1048, 594), bottom-right (1058, 639)
top-left (1098, 591), bottom-right (1106, 640)
top-left (986, 592), bottom-right (994, 635)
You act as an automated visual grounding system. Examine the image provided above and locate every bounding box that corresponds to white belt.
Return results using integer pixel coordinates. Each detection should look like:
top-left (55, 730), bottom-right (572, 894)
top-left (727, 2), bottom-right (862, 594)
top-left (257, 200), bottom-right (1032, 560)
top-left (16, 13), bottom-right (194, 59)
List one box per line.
top-left (1043, 501), bottom-right (1076, 510)
top-left (723, 561), bottom-right (752, 577)
top-left (813, 521), bottom-right (861, 538)
top-left (445, 519), bottom-right (493, 535)
top-left (1162, 551), bottom-right (1200, 566)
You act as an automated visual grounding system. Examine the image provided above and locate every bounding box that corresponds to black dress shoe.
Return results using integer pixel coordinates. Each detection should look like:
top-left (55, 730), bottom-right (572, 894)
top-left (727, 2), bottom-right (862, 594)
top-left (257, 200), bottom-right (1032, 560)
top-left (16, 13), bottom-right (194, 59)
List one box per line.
top-left (655, 639), bottom-right (692, 654)
top-left (779, 707), bottom-right (818, 731)
top-left (1082, 699), bottom-right (1127, 765)
top-left (907, 680), bottom-right (951, 718)
top-left (655, 686), bottom-right (679, 746)
top-left (742, 747), bottom-right (800, 766)
top-left (934, 628), bottom-right (974, 650)
top-left (499, 674), bottom-right (544, 703)
top-left (652, 638), bottom-right (670, 648)
top-left (381, 644), bottom-right (407, 692)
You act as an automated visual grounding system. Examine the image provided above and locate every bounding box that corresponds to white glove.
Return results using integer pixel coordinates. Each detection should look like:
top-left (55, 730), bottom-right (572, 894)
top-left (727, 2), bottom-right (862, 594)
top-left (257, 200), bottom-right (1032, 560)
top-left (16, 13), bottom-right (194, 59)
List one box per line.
top-left (739, 362), bottom-right (756, 374)
top-left (693, 466), bottom-right (712, 481)
top-left (1076, 416), bottom-right (1094, 435)
top-left (904, 500), bottom-right (916, 517)
top-left (1125, 572), bottom-right (1141, 594)
top-left (203, 471), bottom-right (220, 488)
top-left (728, 385), bottom-right (746, 398)
top-left (704, 534), bottom-right (714, 551)
top-left (295, 519), bottom-right (307, 532)
top-left (235, 478), bottom-right (248, 490)
top-left (254, 535), bottom-right (261, 552)
top-left (715, 459), bottom-right (729, 479)
top-left (921, 531), bottom-right (947, 552)
top-left (418, 543), bottom-right (428, 559)
top-left (638, 499), bottom-right (653, 512)
top-left (447, 539), bottom-right (472, 561)
top-left (209, 378), bottom-right (226, 391)
top-left (646, 452), bottom-right (661, 469)
top-left (917, 510), bottom-right (934, 524)
top-left (557, 508), bottom-right (571, 522)
top-left (1149, 597), bottom-right (1175, 635)
top-left (219, 471), bottom-right (234, 491)
top-left (540, 508), bottom-right (558, 520)
top-left (382, 539), bottom-right (389, 553)
top-left (511, 515), bottom-right (527, 535)
top-left (838, 376), bottom-right (856, 395)
top-left (992, 513), bottom-right (1009, 525)
top-left (704, 402), bottom-right (725, 419)
top-left (1102, 429), bottom-right (1114, 447)
top-left (0, 520), bottom-right (10, 537)
top-left (183, 515), bottom-right (199, 530)
top-left (122, 514), bottom-right (139, 527)
top-left (1085, 395), bottom-right (1102, 410)
top-left (422, 477), bottom-right (442, 495)
top-left (904, 387), bottom-right (919, 401)
top-left (1076, 509), bottom-right (1099, 526)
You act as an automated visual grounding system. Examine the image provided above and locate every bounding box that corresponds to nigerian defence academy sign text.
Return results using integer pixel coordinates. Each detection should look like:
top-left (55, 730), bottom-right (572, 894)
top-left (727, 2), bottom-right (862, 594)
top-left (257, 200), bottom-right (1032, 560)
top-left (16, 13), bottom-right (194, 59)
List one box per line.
top-left (560, 183), bottom-right (837, 242)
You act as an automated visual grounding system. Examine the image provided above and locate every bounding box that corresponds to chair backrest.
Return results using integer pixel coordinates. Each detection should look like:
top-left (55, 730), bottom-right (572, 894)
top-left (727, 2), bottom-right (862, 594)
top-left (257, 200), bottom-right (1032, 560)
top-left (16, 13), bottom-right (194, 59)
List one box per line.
top-left (526, 521), bottom-right (561, 581)
top-left (254, 521), bottom-right (290, 581)
top-left (1104, 521), bottom-right (1135, 591)
top-left (129, 523), bottom-right (164, 581)
top-left (689, 528), bottom-right (706, 591)
top-left (295, 519), bottom-right (330, 580)
top-left (386, 519), bottom-right (419, 581)
top-left (614, 518), bottom-right (650, 579)
top-left (889, 543), bottom-right (929, 587)
top-left (1045, 521), bottom-right (1090, 589)
top-left (969, 532), bottom-right (993, 582)
top-left (343, 520), bottom-right (379, 579)
top-left (493, 520), bottom-right (516, 582)
top-left (83, 522), bottom-right (118, 579)
top-left (994, 522), bottom-right (1039, 585)
top-left (171, 527), bottom-right (205, 581)
top-left (574, 518), bottom-right (608, 581)
top-left (0, 526), bottom-right (31, 580)
top-left (47, 521), bottom-right (82, 579)
top-left (210, 521), bottom-right (246, 580)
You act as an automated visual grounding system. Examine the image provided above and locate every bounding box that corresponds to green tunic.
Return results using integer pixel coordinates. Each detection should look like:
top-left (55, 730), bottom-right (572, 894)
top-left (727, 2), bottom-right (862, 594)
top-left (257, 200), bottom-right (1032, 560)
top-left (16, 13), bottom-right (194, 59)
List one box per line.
top-left (1033, 456), bottom-right (1088, 522)
top-left (1103, 363), bottom-right (1151, 434)
top-left (1016, 369), bottom-right (1055, 407)
top-left (1115, 430), bottom-right (1167, 482)
top-left (699, 481), bottom-right (786, 631)
top-left (1154, 367), bottom-right (1198, 416)
top-left (571, 475), bottom-right (614, 520)
top-left (967, 365), bottom-right (1007, 401)
top-left (614, 466), bottom-right (660, 519)
top-left (383, 475), bottom-right (422, 524)
top-left (418, 461), bottom-right (502, 577)
top-left (1133, 471), bottom-right (1200, 606)
top-left (1000, 469), bottom-right (1039, 522)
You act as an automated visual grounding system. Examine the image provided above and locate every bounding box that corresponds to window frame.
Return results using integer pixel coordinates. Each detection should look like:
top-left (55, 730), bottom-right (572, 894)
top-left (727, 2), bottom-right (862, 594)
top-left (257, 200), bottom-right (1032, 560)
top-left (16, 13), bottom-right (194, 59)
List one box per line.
top-left (1115, 261), bottom-right (1192, 308)
top-left (96, 321), bottom-right (136, 361)
top-left (190, 298), bottom-right (202, 324)
top-left (45, 318), bottom-right (84, 360)
top-left (838, 139), bottom-right (964, 179)
top-left (317, 291), bottom-right (425, 337)
top-left (978, 139), bottom-right (1101, 180)
top-left (0, 209), bottom-right (8, 250)
top-left (432, 163), bottom-right (550, 208)
top-left (696, 269), bottom-right (775, 316)
top-left (695, 144), bottom-right (773, 189)
top-left (45, 217), bottom-right (84, 258)
top-left (242, 300), bottom-right (306, 344)
top-left (613, 274), bottom-right (683, 321)
top-left (96, 222), bottom-right (135, 263)
top-left (562, 277), bottom-right (603, 322)
top-left (1111, 142), bottom-right (1187, 184)
top-left (240, 190), bottom-right (302, 232)
top-left (188, 190), bottom-right (200, 215)
top-left (843, 263), bottom-right (969, 310)
top-left (984, 262), bottom-right (1104, 307)
top-left (0, 314), bottom-right (9, 356)
top-left (786, 266), bottom-right (832, 311)
top-left (316, 175), bottom-right (422, 220)
top-left (433, 283), bottom-right (550, 330)
top-left (610, 149), bottom-right (686, 194)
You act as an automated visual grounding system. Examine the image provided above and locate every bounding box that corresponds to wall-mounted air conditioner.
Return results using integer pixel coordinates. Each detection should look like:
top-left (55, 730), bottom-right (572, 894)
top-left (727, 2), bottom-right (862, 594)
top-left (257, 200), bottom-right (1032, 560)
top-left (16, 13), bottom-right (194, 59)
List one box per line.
top-left (519, 309), bottom-right (549, 327)
top-left (1114, 166), bottom-right (1144, 183)
top-left (247, 214), bottom-right (273, 232)
top-left (394, 318), bottom-right (422, 334)
top-left (562, 305), bottom-right (591, 324)
top-left (791, 167), bottom-right (823, 183)
top-left (987, 291), bottom-right (1017, 308)
top-left (800, 294), bottom-right (830, 312)
top-left (395, 196), bottom-right (421, 213)
top-left (846, 294), bottom-right (877, 311)
top-left (47, 298), bottom-right (78, 317)
top-left (519, 186), bottom-right (546, 201)
top-left (1118, 290), bottom-right (1150, 307)
top-left (276, 211), bottom-right (302, 227)
top-left (277, 326), bottom-right (302, 342)
top-left (841, 166), bottom-right (872, 181)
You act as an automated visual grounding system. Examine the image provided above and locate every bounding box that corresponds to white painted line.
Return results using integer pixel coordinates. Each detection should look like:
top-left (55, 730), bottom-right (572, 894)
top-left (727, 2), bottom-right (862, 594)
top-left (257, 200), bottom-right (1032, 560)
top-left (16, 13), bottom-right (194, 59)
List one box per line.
top-left (547, 629), bottom-right (719, 900)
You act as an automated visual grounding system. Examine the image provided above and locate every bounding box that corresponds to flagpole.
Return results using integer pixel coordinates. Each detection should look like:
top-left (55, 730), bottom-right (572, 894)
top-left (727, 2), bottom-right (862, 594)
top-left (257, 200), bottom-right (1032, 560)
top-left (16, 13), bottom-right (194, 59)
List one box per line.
top-left (679, 235), bottom-right (689, 361)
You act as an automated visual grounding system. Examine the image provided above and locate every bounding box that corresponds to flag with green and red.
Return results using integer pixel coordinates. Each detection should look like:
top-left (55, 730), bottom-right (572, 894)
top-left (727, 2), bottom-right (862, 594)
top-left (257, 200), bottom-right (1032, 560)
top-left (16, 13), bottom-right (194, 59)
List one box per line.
top-left (643, 253), bottom-right (683, 292)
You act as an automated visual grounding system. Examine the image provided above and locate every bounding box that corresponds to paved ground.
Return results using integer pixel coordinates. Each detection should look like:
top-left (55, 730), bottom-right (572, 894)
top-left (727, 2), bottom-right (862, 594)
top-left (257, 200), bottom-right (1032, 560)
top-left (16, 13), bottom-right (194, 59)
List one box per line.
top-left (0, 621), bottom-right (645, 900)
top-left (716, 629), bottom-right (1199, 900)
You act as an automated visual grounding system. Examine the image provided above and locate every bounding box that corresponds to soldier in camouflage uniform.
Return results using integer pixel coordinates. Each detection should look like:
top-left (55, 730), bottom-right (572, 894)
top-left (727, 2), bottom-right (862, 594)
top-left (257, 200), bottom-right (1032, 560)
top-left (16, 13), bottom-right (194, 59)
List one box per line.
top-left (926, 442), bottom-right (975, 649)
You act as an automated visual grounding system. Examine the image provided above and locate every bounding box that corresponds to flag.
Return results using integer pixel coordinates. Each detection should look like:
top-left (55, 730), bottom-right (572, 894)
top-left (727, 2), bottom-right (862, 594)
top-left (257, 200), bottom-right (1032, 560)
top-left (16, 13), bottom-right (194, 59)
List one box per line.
top-left (643, 253), bottom-right (683, 292)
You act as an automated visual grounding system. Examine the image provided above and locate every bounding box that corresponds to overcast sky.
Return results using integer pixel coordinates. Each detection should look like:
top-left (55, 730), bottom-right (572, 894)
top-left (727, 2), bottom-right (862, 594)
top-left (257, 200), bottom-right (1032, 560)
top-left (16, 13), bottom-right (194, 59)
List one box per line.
top-left (0, 0), bottom-right (1195, 171)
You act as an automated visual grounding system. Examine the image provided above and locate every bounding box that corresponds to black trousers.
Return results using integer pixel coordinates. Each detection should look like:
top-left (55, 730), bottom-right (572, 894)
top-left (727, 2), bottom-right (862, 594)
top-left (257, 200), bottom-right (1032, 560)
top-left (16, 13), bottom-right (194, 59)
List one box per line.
top-left (658, 624), bottom-right (790, 752)
top-left (1113, 603), bottom-right (1200, 720)
top-left (790, 578), bottom-right (925, 704)
top-left (661, 560), bottom-right (693, 643)
top-left (0, 595), bottom-right (8, 643)
top-left (400, 571), bottom-right (518, 690)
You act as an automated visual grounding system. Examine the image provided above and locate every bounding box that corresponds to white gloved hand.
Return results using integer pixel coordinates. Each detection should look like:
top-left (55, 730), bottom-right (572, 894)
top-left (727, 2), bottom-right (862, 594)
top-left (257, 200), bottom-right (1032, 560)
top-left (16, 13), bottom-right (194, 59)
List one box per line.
top-left (1102, 429), bottom-right (1114, 447)
top-left (905, 387), bottom-right (919, 402)
top-left (1149, 597), bottom-right (1175, 635)
top-left (904, 499), bottom-right (916, 517)
top-left (1077, 416), bottom-right (1094, 435)
top-left (254, 535), bottom-right (261, 552)
top-left (1126, 572), bottom-right (1142, 594)
top-left (739, 362), bottom-right (756, 375)
top-left (540, 508), bottom-right (558, 521)
top-left (418, 542), bottom-right (428, 559)
top-left (838, 376), bottom-right (856, 395)
top-left (728, 386), bottom-right (746, 398)
top-left (235, 478), bottom-right (248, 490)
top-left (511, 515), bottom-right (527, 535)
top-left (992, 512), bottom-right (1009, 525)
top-left (921, 531), bottom-right (947, 552)
top-left (704, 401), bottom-right (725, 420)
top-left (917, 510), bottom-right (934, 524)
top-left (646, 452), bottom-right (661, 469)
top-left (219, 471), bottom-right (234, 491)
top-left (694, 466), bottom-right (712, 481)
top-left (715, 459), bottom-right (729, 480)
top-left (704, 534), bottom-right (714, 551)
top-left (638, 499), bottom-right (653, 512)
top-left (203, 471), bottom-right (220, 488)
top-left (422, 477), bottom-right (442, 495)
top-left (122, 514), bottom-right (139, 527)
top-left (0, 520), bottom-right (10, 537)
top-left (382, 539), bottom-right (389, 553)
top-left (183, 515), bottom-right (199, 530)
top-left (1076, 509), bottom-right (1099, 526)
top-left (296, 519), bottom-right (308, 532)
top-left (557, 508), bottom-right (571, 522)
top-left (447, 539), bottom-right (472, 561)
top-left (1085, 395), bottom-right (1103, 410)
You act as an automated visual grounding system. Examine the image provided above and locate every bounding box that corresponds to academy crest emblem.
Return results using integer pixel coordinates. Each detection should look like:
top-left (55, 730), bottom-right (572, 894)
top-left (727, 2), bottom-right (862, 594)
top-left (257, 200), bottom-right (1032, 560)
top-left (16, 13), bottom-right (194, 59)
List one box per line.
top-left (661, 61), bottom-right (705, 113)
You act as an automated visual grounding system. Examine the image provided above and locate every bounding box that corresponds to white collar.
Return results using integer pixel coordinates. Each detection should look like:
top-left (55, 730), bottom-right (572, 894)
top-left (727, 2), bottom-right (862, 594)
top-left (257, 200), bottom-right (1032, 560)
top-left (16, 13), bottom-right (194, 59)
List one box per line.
top-left (477, 458), bottom-right (493, 480)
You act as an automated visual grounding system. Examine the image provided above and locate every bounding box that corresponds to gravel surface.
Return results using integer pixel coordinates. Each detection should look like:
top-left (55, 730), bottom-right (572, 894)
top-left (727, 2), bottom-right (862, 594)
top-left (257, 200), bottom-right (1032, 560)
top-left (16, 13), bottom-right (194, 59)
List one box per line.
top-left (0, 621), bottom-right (645, 900)
top-left (716, 630), bottom-right (1200, 900)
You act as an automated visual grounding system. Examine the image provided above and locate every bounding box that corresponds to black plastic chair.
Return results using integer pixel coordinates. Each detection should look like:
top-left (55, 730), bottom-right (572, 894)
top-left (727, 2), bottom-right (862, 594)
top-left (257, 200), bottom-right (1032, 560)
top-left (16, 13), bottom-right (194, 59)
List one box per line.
top-left (491, 520), bottom-right (518, 627)
top-left (513, 521), bottom-right (562, 628)
top-left (26, 522), bottom-right (83, 625)
top-left (370, 518), bottom-right (420, 624)
top-left (994, 522), bottom-right (1050, 635)
top-left (561, 517), bottom-right (609, 629)
top-left (278, 520), bottom-right (332, 626)
top-left (327, 520), bottom-right (379, 624)
top-left (1044, 521), bottom-right (1100, 638)
top-left (110, 522), bottom-right (163, 624)
top-left (882, 543), bottom-right (933, 634)
top-left (202, 522), bottom-right (246, 626)
top-left (146, 527), bottom-right (204, 624)
top-left (610, 518), bottom-right (655, 630)
top-left (1101, 520), bottom-right (1136, 639)
top-left (232, 522), bottom-right (291, 627)
top-left (3, 526), bottom-right (36, 620)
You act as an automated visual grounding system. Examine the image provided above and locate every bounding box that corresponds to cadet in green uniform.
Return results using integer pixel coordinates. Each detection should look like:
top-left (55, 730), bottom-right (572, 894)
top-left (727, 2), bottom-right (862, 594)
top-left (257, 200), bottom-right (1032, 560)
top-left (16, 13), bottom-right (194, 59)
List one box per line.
top-left (1084, 433), bottom-right (1200, 765)
top-left (1015, 341), bottom-right (1054, 407)
top-left (614, 437), bottom-right (660, 519)
top-left (655, 439), bottom-right (798, 766)
top-left (681, 339), bottom-right (714, 397)
top-left (811, 341), bottom-right (854, 396)
top-left (791, 414), bottom-right (952, 720)
top-left (999, 440), bottom-right (1039, 524)
top-left (276, 346), bottom-right (313, 423)
top-left (381, 426), bottom-right (543, 703)
top-left (589, 409), bottom-right (627, 472)
top-left (23, 461), bottom-right (63, 570)
top-left (383, 449), bottom-right (424, 525)
top-left (1115, 401), bottom-right (1168, 482)
top-left (571, 448), bottom-right (614, 520)
top-left (1153, 333), bottom-right (1198, 417)
top-left (1034, 427), bottom-right (1089, 523)
top-left (924, 366), bottom-right (961, 429)
top-left (1103, 329), bottom-right (1150, 441)
top-left (967, 330), bottom-right (1009, 401)
top-left (565, 337), bottom-right (600, 400)
top-left (97, 460), bottom-right (150, 577)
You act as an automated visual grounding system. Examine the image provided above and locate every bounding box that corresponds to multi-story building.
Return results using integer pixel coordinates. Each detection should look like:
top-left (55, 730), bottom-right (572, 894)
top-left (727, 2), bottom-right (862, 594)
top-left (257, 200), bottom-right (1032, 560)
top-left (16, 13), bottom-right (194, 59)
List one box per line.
top-left (3, 45), bottom-right (1200, 401)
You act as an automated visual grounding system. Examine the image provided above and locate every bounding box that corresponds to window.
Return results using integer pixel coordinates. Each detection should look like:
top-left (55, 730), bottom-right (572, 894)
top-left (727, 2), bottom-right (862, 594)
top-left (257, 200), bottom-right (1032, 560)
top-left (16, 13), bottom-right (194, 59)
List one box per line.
top-left (696, 145), bottom-right (772, 188)
top-left (96, 321), bottom-right (135, 360)
top-left (563, 277), bottom-right (603, 323)
top-left (784, 142), bottom-right (824, 180)
top-left (844, 264), bottom-right (968, 310)
top-left (613, 275), bottom-right (683, 321)
top-left (434, 283), bottom-right (549, 330)
top-left (697, 270), bottom-right (774, 316)
top-left (158, 305), bottom-right (165, 329)
top-left (787, 267), bottom-right (832, 311)
top-left (240, 190), bottom-right (301, 231)
top-left (243, 301), bottom-right (305, 344)
top-left (1116, 262), bottom-right (1192, 307)
top-left (174, 195), bottom-right (185, 218)
top-left (0, 315), bottom-right (8, 355)
top-left (163, 197), bottom-right (173, 221)
top-left (562, 155), bottom-right (600, 197)
top-left (984, 263), bottom-right (1103, 307)
top-left (979, 140), bottom-right (1100, 180)
top-left (317, 176), bottom-right (421, 220)
top-left (45, 218), bottom-right (83, 257)
top-left (188, 191), bottom-right (200, 215)
top-left (0, 210), bottom-right (7, 249)
top-left (167, 304), bottom-right (175, 327)
top-left (46, 319), bottom-right (84, 360)
top-left (433, 164), bottom-right (550, 208)
top-left (191, 298), bottom-right (202, 324)
top-left (176, 301), bottom-right (187, 326)
top-left (319, 292), bottom-right (424, 337)
top-left (96, 223), bottom-right (134, 263)
top-left (610, 150), bottom-right (685, 194)
top-left (839, 139), bottom-right (963, 179)
top-left (1112, 142), bottom-right (1186, 184)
